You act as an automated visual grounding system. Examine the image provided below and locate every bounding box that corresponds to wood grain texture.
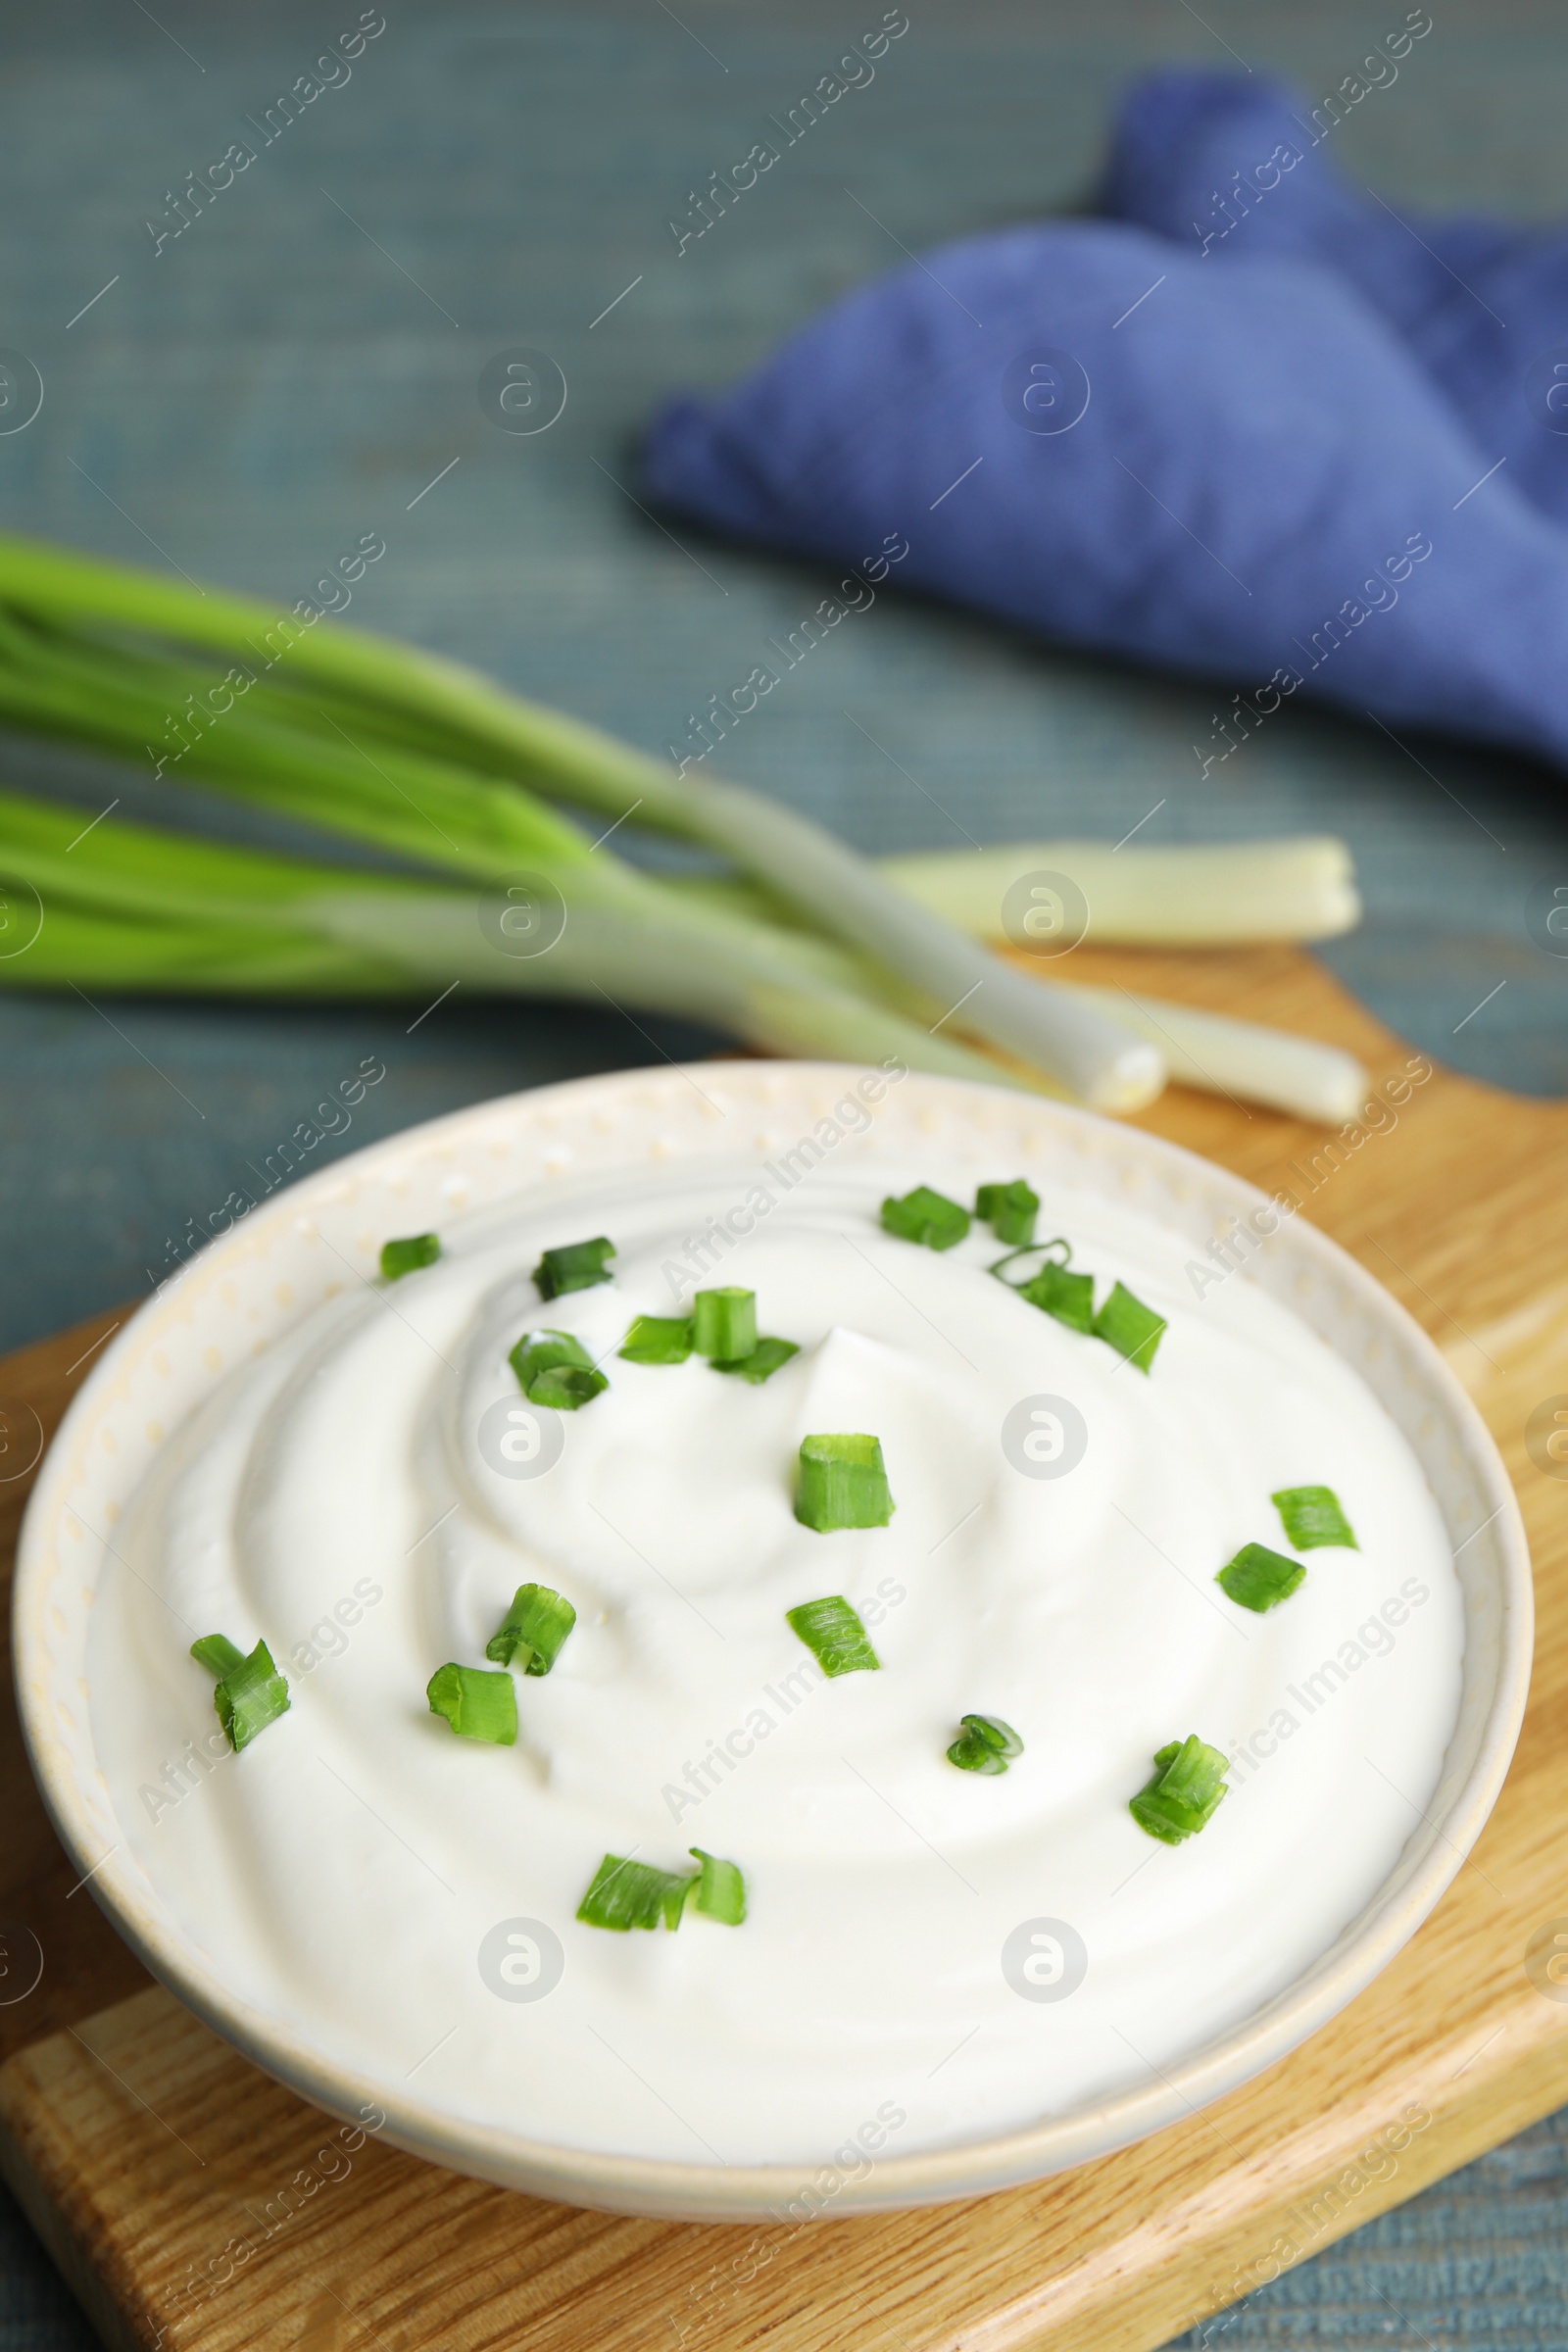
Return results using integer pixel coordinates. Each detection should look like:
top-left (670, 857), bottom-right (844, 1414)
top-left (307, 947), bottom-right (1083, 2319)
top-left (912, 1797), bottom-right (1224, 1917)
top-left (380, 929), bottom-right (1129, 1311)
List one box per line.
top-left (4, 946), bottom-right (1568, 2352)
top-left (0, 1308), bottom-right (155, 2069)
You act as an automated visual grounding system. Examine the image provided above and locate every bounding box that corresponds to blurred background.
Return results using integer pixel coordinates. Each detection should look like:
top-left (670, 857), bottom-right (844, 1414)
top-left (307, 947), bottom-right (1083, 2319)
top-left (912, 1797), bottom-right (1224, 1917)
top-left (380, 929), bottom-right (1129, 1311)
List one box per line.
top-left (4, 1), bottom-right (1568, 2344)
top-left (8, 0), bottom-right (1568, 1357)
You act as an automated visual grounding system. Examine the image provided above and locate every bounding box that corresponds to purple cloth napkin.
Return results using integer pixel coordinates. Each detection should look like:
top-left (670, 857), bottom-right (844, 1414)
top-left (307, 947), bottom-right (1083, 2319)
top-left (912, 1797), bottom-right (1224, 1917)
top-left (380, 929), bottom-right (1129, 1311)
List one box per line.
top-left (1098, 60), bottom-right (1568, 522)
top-left (641, 73), bottom-right (1568, 775)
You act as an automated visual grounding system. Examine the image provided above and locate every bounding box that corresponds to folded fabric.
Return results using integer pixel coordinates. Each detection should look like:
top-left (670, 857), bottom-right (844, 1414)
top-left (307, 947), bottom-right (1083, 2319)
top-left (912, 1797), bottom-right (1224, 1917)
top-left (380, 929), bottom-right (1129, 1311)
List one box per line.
top-left (1097, 66), bottom-right (1568, 522)
top-left (641, 217), bottom-right (1568, 775)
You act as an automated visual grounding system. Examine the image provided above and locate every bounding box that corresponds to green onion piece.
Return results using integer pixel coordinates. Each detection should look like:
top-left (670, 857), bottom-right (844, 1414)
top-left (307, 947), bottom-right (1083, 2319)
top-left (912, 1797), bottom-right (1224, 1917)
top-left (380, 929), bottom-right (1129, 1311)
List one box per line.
top-left (1129, 1735), bottom-right (1229, 1845)
top-left (713, 1336), bottom-right (801, 1385)
top-left (1021, 1262), bottom-right (1096, 1334)
top-left (510, 1328), bottom-right (593, 1383)
top-left (880, 1185), bottom-right (970, 1250)
top-left (692, 1287), bottom-right (758, 1363)
top-left (1216, 1543), bottom-right (1306, 1613)
top-left (794, 1433), bottom-right (895, 1531)
top-left (946, 1713), bottom-right (1024, 1775)
top-left (508, 1328), bottom-right (608, 1411)
top-left (991, 1238), bottom-right (1072, 1288)
top-left (785, 1594), bottom-right (881, 1676)
top-left (531, 1363), bottom-right (608, 1409)
top-left (533, 1236), bottom-right (615, 1300)
top-left (686, 1847), bottom-right (747, 1925)
top-left (1093, 1280), bottom-right (1167, 1372)
top-left (576, 1853), bottom-right (693, 1932)
top-left (618, 1313), bottom-right (694, 1364)
top-left (379, 1232), bottom-right (441, 1282)
top-left (189, 1633), bottom-right (246, 1678)
top-left (485, 1583), bottom-right (577, 1674)
top-left (883, 1185), bottom-right (968, 1260)
top-left (975, 1180), bottom-right (1039, 1247)
top-left (192, 1636), bottom-right (289, 1752)
top-left (1272, 1485), bottom-right (1358, 1551)
top-left (425, 1662), bottom-right (517, 1744)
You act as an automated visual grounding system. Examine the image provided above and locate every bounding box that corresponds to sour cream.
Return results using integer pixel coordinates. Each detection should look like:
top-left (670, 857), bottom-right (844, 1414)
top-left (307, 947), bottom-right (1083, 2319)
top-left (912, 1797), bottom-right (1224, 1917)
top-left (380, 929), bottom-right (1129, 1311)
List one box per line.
top-left (92, 1159), bottom-right (1462, 2169)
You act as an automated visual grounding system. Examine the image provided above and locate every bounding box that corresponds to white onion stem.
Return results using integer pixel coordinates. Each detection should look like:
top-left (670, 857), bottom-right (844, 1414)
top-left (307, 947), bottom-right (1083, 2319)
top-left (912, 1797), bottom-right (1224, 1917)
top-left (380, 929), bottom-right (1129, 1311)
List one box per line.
top-left (879, 838), bottom-right (1360, 945)
top-left (1055, 981), bottom-right (1370, 1122)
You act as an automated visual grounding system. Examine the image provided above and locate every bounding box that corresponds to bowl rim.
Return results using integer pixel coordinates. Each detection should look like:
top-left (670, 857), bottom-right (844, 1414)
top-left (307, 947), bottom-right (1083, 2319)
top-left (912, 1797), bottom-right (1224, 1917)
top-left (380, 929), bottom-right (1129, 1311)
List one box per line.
top-left (13, 1060), bottom-right (1533, 2221)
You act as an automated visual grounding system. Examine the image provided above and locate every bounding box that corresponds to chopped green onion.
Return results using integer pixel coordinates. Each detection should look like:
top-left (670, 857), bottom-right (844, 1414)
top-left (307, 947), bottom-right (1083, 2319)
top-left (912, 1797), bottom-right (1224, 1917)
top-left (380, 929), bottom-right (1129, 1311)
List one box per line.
top-left (426, 1662), bottom-right (517, 1743)
top-left (1021, 1262), bottom-right (1096, 1334)
top-left (576, 1853), bottom-right (692, 1932)
top-left (509, 1328), bottom-right (608, 1411)
top-left (1093, 1280), bottom-right (1166, 1373)
top-left (880, 1186), bottom-right (970, 1250)
top-left (975, 1180), bottom-right (1039, 1247)
top-left (573, 1848), bottom-right (747, 1932)
top-left (529, 1363), bottom-right (606, 1410)
top-left (994, 1235), bottom-right (1088, 1324)
top-left (992, 1238), bottom-right (1072, 1287)
top-left (514, 1336), bottom-right (594, 1383)
top-left (189, 1634), bottom-right (245, 1678)
top-left (946, 1713), bottom-right (1024, 1775)
top-left (1000, 1253), bottom-right (1166, 1363)
top-left (1216, 1543), bottom-right (1306, 1613)
top-left (794, 1433), bottom-right (895, 1531)
top-left (618, 1313), bottom-right (693, 1364)
top-left (485, 1583), bottom-right (577, 1674)
top-left (785, 1594), bottom-right (881, 1676)
top-left (1272, 1485), bottom-right (1358, 1551)
top-left (191, 1635), bottom-right (290, 1752)
top-left (380, 1232), bottom-right (441, 1282)
top-left (714, 1335), bottom-right (801, 1385)
top-left (1129, 1735), bottom-right (1229, 1844)
top-left (692, 1287), bottom-right (758, 1363)
top-left (533, 1236), bottom-right (615, 1300)
top-left (686, 1847), bottom-right (747, 1925)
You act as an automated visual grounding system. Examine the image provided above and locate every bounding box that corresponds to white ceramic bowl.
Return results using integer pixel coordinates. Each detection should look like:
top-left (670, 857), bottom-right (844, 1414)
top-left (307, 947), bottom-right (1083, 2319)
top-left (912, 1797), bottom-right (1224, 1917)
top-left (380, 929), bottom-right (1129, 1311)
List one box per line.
top-left (14, 1063), bottom-right (1532, 2220)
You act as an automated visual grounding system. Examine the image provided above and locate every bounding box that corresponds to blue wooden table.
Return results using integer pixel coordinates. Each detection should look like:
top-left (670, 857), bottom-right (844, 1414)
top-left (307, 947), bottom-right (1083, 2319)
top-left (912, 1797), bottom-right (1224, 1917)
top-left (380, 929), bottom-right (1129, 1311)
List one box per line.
top-left (3, 2), bottom-right (1567, 2344)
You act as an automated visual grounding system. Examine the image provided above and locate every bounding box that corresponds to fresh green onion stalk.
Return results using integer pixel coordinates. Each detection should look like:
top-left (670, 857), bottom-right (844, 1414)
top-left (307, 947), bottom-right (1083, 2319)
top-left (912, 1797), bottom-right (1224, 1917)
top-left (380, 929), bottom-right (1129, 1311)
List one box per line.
top-left (0, 532), bottom-right (1163, 1109)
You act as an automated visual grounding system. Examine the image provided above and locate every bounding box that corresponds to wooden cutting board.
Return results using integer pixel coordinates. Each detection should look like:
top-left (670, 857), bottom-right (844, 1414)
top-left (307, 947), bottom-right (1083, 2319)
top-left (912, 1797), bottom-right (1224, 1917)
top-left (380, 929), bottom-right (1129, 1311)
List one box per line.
top-left (5, 942), bottom-right (1568, 2352)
